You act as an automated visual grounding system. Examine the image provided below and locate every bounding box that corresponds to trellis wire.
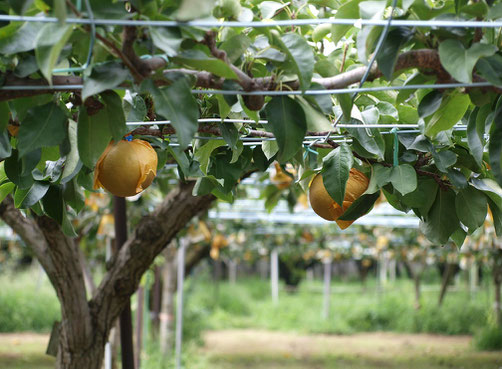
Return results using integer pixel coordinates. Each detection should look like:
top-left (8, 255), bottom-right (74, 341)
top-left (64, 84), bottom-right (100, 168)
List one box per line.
top-left (127, 118), bottom-right (468, 131)
top-left (2, 14), bottom-right (502, 28)
top-left (0, 82), bottom-right (493, 94)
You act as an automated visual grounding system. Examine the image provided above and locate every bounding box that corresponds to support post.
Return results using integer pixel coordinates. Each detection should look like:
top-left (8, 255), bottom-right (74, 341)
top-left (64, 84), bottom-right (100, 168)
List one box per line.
top-left (175, 240), bottom-right (186, 369)
top-left (271, 249), bottom-right (279, 305)
top-left (469, 261), bottom-right (478, 296)
top-left (322, 259), bottom-right (332, 320)
top-left (113, 196), bottom-right (135, 369)
top-left (135, 286), bottom-right (144, 369)
top-left (228, 259), bottom-right (237, 284)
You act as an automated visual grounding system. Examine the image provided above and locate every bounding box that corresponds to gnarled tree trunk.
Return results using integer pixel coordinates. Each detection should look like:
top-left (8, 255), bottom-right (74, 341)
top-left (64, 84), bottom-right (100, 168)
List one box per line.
top-left (0, 181), bottom-right (215, 369)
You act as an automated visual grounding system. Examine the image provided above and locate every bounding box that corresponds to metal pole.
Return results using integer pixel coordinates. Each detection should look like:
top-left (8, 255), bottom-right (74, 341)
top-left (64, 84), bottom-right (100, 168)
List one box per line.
top-left (175, 240), bottom-right (186, 369)
top-left (322, 259), bottom-right (332, 320)
top-left (135, 287), bottom-right (144, 369)
top-left (113, 196), bottom-right (135, 369)
top-left (271, 249), bottom-right (279, 305)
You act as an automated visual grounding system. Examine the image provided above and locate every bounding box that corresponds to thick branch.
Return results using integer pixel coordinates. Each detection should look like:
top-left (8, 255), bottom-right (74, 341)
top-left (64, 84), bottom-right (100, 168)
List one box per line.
top-left (0, 196), bottom-right (92, 357)
top-left (90, 181), bottom-right (215, 336)
top-left (0, 196), bottom-right (53, 272)
top-left (2, 49), bottom-right (500, 102)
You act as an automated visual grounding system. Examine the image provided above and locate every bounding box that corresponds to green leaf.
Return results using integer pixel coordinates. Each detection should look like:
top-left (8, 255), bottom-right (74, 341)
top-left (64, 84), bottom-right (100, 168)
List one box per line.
top-left (264, 96), bottom-right (306, 162)
top-left (345, 119), bottom-right (385, 160)
top-left (438, 40), bottom-right (497, 83)
top-left (101, 91), bottom-right (127, 142)
top-left (41, 185), bottom-right (64, 224)
top-left (262, 140), bottom-right (279, 161)
top-left (63, 179), bottom-right (85, 213)
top-left (389, 164), bottom-right (417, 195)
top-left (466, 107), bottom-right (485, 167)
top-left (175, 0), bottom-right (216, 20)
top-left (420, 189), bottom-right (460, 244)
top-left (142, 78), bottom-right (199, 150)
top-left (123, 93), bottom-right (147, 122)
top-left (376, 27), bottom-right (414, 80)
top-left (0, 22), bottom-right (40, 55)
top-left (8, 0), bottom-right (34, 15)
top-left (338, 192), bottom-right (381, 221)
top-left (432, 149), bottom-right (457, 173)
top-left (18, 102), bottom-right (67, 158)
top-left (220, 34), bottom-right (252, 64)
top-left (365, 164), bottom-right (391, 193)
top-left (296, 97), bottom-right (333, 132)
top-left (270, 31), bottom-right (315, 91)
top-left (447, 168), bottom-right (468, 189)
top-left (488, 198), bottom-right (502, 236)
top-left (321, 144), bottom-right (354, 207)
top-left (82, 62), bottom-right (130, 101)
top-left (5, 150), bottom-right (36, 189)
top-left (0, 130), bottom-right (11, 160)
top-left (35, 23), bottom-right (73, 83)
top-left (61, 119), bottom-right (81, 184)
top-left (425, 93), bottom-right (470, 138)
top-left (455, 186), bottom-right (487, 232)
top-left (471, 178), bottom-right (502, 210)
top-left (77, 107), bottom-right (112, 169)
top-left (173, 50), bottom-right (238, 79)
top-left (401, 178), bottom-right (438, 218)
top-left (194, 140), bottom-right (226, 174)
top-left (418, 90), bottom-right (443, 119)
top-left (450, 227), bottom-right (466, 248)
top-left (476, 54), bottom-right (502, 87)
top-left (259, 1), bottom-right (287, 18)
top-left (14, 181), bottom-right (50, 208)
top-left (149, 27), bottom-right (182, 57)
top-left (331, 0), bottom-right (364, 43)
top-left (0, 182), bottom-right (15, 203)
top-left (489, 98), bottom-right (502, 187)
top-left (312, 23), bottom-right (331, 43)
top-left (488, 2), bottom-right (502, 19)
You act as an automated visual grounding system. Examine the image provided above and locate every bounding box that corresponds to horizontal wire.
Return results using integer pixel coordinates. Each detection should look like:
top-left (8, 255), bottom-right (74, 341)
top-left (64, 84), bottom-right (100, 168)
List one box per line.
top-left (190, 82), bottom-right (492, 95)
top-left (128, 118), bottom-right (468, 131)
top-left (2, 14), bottom-right (502, 28)
top-left (0, 82), bottom-right (493, 94)
top-left (126, 118), bottom-right (268, 126)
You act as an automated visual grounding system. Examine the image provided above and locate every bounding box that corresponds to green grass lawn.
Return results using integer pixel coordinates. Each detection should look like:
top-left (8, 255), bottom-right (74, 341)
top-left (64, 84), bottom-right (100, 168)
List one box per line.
top-left (185, 274), bottom-right (495, 336)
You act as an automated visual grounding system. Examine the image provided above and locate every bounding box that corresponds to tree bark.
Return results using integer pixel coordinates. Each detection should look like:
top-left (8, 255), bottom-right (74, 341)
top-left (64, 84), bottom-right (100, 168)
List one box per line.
top-left (438, 263), bottom-right (455, 306)
top-left (0, 181), bottom-right (215, 369)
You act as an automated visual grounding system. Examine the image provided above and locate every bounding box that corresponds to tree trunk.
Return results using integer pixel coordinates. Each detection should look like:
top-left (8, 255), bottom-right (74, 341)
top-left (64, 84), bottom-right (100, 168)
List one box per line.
top-left (0, 181), bottom-right (216, 369)
top-left (56, 327), bottom-right (106, 369)
top-left (414, 275), bottom-right (421, 310)
top-left (438, 263), bottom-right (455, 306)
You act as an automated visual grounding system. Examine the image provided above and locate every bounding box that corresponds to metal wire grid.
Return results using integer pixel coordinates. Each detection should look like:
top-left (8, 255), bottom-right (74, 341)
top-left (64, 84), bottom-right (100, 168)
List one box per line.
top-left (0, 7), bottom-right (487, 143)
top-left (2, 14), bottom-right (502, 28)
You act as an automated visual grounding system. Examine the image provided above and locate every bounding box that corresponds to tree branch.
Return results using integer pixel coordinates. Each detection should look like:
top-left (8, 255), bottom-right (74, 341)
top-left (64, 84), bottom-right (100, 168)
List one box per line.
top-left (90, 181), bottom-right (215, 336)
top-left (1, 49), bottom-right (500, 102)
top-left (0, 196), bottom-right (53, 272)
top-left (0, 196), bottom-right (93, 357)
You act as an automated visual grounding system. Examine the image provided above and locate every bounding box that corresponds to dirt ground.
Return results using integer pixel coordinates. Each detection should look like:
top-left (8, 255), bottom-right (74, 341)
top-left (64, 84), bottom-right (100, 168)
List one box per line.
top-left (202, 329), bottom-right (502, 369)
top-left (0, 333), bottom-right (54, 369)
top-left (1, 330), bottom-right (502, 369)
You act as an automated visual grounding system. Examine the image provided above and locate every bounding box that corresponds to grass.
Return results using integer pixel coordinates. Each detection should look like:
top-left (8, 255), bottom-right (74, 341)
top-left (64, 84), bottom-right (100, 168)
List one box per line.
top-left (0, 269), bottom-right (60, 333)
top-left (0, 333), bottom-right (54, 369)
top-left (186, 274), bottom-right (495, 336)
